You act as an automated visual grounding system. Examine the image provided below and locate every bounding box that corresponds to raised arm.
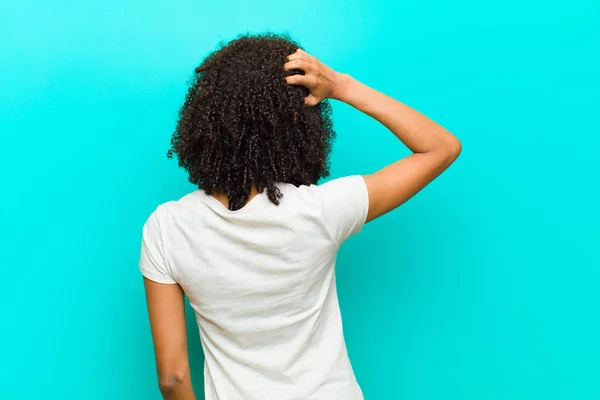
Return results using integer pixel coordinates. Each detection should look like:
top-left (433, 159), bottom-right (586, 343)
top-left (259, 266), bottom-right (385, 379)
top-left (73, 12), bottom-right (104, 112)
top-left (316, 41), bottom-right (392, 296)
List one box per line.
top-left (285, 49), bottom-right (461, 222)
top-left (334, 74), bottom-right (461, 221)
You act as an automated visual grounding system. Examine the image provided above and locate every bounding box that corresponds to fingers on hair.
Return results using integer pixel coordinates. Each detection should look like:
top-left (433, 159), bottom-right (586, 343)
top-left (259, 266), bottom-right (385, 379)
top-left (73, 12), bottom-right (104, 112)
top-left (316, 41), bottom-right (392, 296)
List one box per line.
top-left (287, 48), bottom-right (309, 61)
top-left (285, 74), bottom-right (316, 88)
top-left (284, 74), bottom-right (305, 85)
top-left (284, 59), bottom-right (310, 72)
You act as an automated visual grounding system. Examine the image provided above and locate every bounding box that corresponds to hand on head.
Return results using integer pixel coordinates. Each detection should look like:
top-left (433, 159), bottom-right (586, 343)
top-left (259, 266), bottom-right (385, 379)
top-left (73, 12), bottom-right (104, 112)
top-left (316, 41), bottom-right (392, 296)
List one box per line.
top-left (284, 49), bottom-right (344, 106)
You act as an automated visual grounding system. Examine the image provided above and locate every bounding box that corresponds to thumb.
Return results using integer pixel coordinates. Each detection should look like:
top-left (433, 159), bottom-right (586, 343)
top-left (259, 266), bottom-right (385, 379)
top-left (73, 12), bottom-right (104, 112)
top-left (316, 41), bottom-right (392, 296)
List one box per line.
top-left (304, 93), bottom-right (320, 107)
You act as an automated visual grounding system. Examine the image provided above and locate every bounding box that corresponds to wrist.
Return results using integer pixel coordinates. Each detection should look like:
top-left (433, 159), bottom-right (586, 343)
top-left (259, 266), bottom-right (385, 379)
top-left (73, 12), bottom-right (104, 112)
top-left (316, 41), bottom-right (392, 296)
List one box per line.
top-left (330, 72), bottom-right (354, 102)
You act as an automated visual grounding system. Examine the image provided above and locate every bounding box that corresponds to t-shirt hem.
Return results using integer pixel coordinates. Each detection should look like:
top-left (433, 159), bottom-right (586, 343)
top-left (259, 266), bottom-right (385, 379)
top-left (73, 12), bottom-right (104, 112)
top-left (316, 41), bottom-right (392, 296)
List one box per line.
top-left (139, 268), bottom-right (178, 285)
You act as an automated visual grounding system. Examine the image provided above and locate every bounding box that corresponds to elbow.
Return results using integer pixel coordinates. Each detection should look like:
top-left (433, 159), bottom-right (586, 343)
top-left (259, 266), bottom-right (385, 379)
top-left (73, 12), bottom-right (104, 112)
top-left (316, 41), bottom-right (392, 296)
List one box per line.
top-left (158, 372), bottom-right (187, 394)
top-left (441, 135), bottom-right (462, 165)
top-left (448, 137), bottom-right (462, 161)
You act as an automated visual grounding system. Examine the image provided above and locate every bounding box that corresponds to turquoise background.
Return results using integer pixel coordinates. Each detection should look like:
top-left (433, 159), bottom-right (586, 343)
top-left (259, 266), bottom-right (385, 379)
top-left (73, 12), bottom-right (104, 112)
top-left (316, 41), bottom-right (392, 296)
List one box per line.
top-left (1, 0), bottom-right (599, 399)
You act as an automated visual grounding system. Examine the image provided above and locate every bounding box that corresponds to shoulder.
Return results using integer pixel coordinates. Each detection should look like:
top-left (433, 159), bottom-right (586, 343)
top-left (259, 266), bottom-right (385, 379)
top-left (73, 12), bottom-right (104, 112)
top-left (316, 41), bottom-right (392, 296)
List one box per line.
top-left (309, 175), bottom-right (369, 245)
top-left (277, 176), bottom-right (367, 207)
top-left (306, 175), bottom-right (368, 208)
top-left (277, 182), bottom-right (321, 206)
top-left (317, 175), bottom-right (367, 192)
top-left (144, 190), bottom-right (200, 228)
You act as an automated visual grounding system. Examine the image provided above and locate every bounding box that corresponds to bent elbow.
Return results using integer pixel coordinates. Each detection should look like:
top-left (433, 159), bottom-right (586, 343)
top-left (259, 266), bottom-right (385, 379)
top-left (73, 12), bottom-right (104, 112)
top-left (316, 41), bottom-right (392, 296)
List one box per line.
top-left (448, 137), bottom-right (462, 161)
top-left (438, 134), bottom-right (461, 165)
top-left (158, 372), bottom-right (187, 394)
top-left (432, 133), bottom-right (462, 167)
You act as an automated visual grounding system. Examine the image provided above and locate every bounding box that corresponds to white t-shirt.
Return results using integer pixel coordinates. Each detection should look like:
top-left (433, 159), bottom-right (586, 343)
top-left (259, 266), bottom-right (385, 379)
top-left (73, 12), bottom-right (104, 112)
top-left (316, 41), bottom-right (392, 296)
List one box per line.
top-left (139, 175), bottom-right (369, 400)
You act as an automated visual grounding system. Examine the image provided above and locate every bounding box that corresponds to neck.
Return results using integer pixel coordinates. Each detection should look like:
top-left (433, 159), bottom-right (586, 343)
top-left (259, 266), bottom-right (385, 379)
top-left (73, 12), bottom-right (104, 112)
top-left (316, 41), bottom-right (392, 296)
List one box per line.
top-left (212, 186), bottom-right (260, 209)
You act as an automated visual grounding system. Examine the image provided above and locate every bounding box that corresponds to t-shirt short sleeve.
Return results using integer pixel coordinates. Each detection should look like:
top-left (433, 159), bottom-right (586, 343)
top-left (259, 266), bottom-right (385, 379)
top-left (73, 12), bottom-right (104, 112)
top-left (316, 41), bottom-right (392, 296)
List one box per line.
top-left (139, 208), bottom-right (177, 284)
top-left (317, 175), bottom-right (369, 246)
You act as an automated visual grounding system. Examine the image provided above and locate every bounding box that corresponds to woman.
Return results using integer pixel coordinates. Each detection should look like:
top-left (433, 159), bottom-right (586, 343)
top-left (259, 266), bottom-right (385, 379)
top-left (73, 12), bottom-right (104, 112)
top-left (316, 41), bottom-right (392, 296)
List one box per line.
top-left (139, 33), bottom-right (461, 400)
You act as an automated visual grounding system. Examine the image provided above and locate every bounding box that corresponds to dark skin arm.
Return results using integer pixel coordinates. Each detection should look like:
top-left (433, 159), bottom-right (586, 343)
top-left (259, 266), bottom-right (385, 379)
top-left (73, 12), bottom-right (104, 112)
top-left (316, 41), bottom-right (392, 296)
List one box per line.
top-left (143, 278), bottom-right (196, 400)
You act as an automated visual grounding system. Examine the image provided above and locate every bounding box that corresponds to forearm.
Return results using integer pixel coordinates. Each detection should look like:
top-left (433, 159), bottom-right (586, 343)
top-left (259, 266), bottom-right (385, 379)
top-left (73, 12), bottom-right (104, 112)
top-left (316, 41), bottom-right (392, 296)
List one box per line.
top-left (332, 74), bottom-right (459, 153)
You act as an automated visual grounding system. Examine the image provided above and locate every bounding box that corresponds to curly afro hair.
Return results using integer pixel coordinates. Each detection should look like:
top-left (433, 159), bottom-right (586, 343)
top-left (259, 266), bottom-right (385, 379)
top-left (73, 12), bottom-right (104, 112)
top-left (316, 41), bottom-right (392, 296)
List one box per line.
top-left (167, 33), bottom-right (335, 211)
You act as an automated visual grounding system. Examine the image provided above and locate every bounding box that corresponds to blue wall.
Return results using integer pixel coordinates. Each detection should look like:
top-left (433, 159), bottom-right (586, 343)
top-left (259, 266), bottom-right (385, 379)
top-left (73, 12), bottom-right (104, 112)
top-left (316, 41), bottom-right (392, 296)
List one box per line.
top-left (1, 1), bottom-right (599, 399)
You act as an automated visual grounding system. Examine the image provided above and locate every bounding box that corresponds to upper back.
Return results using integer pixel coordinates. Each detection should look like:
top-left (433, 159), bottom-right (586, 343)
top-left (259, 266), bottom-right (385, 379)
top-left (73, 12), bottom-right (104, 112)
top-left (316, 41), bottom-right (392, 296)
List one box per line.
top-left (153, 177), bottom-right (365, 310)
